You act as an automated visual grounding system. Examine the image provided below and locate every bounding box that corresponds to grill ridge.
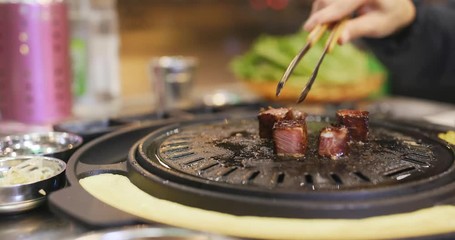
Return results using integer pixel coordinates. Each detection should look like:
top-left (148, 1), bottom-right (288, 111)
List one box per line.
top-left (222, 167), bottom-right (238, 177)
top-left (184, 157), bottom-right (204, 165)
top-left (242, 171), bottom-right (260, 184)
top-left (164, 141), bottom-right (190, 147)
top-left (330, 173), bottom-right (343, 185)
top-left (161, 145), bottom-right (190, 154)
top-left (270, 172), bottom-right (286, 186)
top-left (352, 171), bottom-right (371, 182)
top-left (169, 151), bottom-right (195, 159)
top-left (401, 156), bottom-right (430, 167)
top-left (304, 173), bottom-right (314, 185)
top-left (198, 162), bottom-right (220, 172)
top-left (384, 166), bottom-right (416, 177)
top-left (277, 172), bottom-right (285, 184)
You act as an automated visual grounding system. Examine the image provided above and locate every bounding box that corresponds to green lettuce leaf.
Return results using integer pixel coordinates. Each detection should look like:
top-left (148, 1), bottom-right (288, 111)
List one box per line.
top-left (230, 31), bottom-right (385, 86)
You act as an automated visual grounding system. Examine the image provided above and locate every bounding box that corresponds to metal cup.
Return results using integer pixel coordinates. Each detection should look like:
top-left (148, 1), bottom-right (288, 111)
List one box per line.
top-left (149, 56), bottom-right (198, 114)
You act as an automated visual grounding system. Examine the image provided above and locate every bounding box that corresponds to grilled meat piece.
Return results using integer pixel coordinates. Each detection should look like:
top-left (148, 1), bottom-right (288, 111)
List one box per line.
top-left (285, 108), bottom-right (306, 120)
top-left (273, 119), bottom-right (308, 157)
top-left (258, 107), bottom-right (289, 139)
top-left (336, 109), bottom-right (369, 142)
top-left (258, 107), bottom-right (305, 139)
top-left (318, 126), bottom-right (350, 160)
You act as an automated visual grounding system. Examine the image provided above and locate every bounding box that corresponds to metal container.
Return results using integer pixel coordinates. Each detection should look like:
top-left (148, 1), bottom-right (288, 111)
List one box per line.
top-left (0, 0), bottom-right (72, 124)
top-left (0, 131), bottom-right (83, 162)
top-left (72, 226), bottom-right (221, 240)
top-left (0, 155), bottom-right (66, 213)
top-left (149, 56), bottom-right (198, 114)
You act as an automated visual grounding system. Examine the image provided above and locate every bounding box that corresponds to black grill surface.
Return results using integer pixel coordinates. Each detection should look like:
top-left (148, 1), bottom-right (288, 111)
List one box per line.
top-left (128, 116), bottom-right (455, 219)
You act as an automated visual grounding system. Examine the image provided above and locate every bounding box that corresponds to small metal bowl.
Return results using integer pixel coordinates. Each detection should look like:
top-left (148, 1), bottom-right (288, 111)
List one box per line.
top-left (0, 132), bottom-right (83, 162)
top-left (0, 155), bottom-right (66, 213)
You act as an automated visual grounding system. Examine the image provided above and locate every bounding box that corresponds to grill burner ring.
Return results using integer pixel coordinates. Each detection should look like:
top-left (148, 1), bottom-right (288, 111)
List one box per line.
top-left (128, 117), bottom-right (455, 219)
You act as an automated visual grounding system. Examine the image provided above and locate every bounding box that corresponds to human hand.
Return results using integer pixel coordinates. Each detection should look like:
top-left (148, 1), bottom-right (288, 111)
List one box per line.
top-left (303, 0), bottom-right (416, 44)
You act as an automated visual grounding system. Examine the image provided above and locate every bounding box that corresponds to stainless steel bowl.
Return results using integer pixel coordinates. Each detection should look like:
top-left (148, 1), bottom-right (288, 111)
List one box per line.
top-left (0, 155), bottom-right (66, 213)
top-left (0, 132), bottom-right (83, 162)
top-left (72, 226), bottom-right (231, 240)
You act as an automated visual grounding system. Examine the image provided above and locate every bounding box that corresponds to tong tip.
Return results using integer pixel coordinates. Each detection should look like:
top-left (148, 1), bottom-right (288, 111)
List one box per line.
top-left (297, 87), bottom-right (311, 103)
top-left (275, 81), bottom-right (284, 96)
top-left (296, 93), bottom-right (306, 104)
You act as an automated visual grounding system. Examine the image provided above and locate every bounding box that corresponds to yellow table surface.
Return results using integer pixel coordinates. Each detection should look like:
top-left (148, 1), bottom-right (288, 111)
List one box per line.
top-left (80, 173), bottom-right (455, 240)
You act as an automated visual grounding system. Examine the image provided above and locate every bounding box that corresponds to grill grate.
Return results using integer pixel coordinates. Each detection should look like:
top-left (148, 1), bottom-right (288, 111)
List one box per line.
top-left (152, 119), bottom-right (449, 190)
top-left (128, 117), bottom-right (455, 218)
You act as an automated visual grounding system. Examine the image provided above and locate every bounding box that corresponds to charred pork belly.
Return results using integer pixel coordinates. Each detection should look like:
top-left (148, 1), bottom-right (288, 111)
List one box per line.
top-left (336, 109), bottom-right (369, 142)
top-left (257, 107), bottom-right (305, 139)
top-left (318, 126), bottom-right (350, 160)
top-left (273, 119), bottom-right (308, 157)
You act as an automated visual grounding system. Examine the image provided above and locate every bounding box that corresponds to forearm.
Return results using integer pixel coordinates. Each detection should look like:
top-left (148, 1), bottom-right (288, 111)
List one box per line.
top-left (364, 1), bottom-right (455, 102)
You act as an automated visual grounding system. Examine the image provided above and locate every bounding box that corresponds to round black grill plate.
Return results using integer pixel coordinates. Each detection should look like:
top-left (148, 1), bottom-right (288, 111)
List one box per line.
top-left (128, 117), bottom-right (455, 219)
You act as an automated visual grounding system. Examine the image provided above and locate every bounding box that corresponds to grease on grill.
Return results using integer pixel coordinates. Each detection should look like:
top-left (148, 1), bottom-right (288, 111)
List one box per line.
top-left (157, 119), bottom-right (446, 190)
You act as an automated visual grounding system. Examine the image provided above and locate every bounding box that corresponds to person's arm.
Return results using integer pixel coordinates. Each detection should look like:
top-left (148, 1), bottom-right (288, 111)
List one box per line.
top-left (303, 0), bottom-right (416, 45)
top-left (304, 0), bottom-right (455, 103)
top-left (364, 1), bottom-right (455, 102)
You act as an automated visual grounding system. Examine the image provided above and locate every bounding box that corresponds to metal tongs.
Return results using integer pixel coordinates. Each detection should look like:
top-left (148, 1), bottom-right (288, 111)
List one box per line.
top-left (276, 20), bottom-right (347, 103)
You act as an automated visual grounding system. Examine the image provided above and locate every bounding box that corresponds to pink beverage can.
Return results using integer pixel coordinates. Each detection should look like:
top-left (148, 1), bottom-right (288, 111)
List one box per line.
top-left (0, 0), bottom-right (72, 124)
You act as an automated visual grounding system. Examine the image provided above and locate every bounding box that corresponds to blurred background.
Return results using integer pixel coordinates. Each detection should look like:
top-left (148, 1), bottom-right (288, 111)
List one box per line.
top-left (63, 0), bottom-right (329, 118)
top-left (1, 0), bottom-right (453, 128)
top-left (116, 0), bottom-right (311, 98)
